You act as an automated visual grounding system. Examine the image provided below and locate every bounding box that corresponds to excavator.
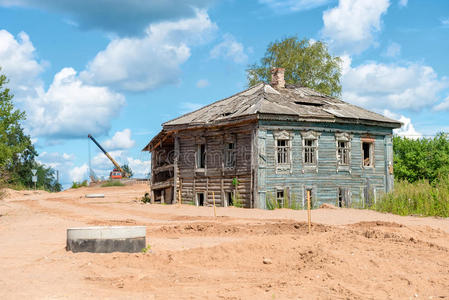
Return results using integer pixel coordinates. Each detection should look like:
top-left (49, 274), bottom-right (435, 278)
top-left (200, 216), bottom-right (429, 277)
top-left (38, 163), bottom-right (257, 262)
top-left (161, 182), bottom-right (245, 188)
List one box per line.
top-left (88, 134), bottom-right (130, 180)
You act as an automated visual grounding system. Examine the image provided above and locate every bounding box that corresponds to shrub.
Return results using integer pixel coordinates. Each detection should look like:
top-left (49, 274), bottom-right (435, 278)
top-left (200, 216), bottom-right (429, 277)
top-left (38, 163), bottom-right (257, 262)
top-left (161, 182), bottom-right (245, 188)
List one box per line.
top-left (101, 180), bottom-right (125, 187)
top-left (373, 177), bottom-right (449, 217)
top-left (71, 180), bottom-right (88, 189)
top-left (141, 192), bottom-right (151, 203)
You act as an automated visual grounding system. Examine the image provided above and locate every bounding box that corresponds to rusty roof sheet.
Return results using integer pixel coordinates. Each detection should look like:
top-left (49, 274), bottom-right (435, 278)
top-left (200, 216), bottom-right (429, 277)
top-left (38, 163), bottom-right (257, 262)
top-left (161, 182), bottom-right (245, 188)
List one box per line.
top-left (163, 83), bottom-right (401, 128)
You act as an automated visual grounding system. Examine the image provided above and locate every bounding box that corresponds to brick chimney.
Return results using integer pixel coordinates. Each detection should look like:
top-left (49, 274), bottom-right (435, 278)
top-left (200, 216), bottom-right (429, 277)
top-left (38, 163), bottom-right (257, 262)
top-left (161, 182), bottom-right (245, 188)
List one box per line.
top-left (270, 67), bottom-right (285, 89)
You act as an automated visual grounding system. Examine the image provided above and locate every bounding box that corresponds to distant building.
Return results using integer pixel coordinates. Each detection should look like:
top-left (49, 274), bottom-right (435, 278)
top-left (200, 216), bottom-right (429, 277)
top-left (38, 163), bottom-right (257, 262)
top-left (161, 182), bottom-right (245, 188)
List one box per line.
top-left (143, 68), bottom-right (401, 209)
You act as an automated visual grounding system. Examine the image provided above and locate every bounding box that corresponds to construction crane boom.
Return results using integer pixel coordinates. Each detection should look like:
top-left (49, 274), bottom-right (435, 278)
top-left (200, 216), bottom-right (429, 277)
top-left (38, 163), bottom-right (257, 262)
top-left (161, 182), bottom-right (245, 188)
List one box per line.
top-left (88, 134), bottom-right (127, 177)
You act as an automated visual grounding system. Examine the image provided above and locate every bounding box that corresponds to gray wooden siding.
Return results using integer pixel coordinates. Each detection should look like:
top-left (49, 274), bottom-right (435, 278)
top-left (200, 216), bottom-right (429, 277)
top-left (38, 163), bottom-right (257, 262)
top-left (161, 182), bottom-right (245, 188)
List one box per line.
top-left (257, 121), bottom-right (394, 209)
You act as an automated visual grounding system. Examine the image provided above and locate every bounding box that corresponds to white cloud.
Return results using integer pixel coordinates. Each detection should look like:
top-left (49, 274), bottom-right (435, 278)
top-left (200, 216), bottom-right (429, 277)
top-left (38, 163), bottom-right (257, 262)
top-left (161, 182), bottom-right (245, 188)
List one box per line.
top-left (384, 42), bottom-right (401, 57)
top-left (196, 79), bottom-right (209, 88)
top-left (398, 0), bottom-right (408, 7)
top-left (210, 34), bottom-right (248, 64)
top-left (0, 0), bottom-right (213, 36)
top-left (383, 110), bottom-right (422, 139)
top-left (127, 157), bottom-right (151, 178)
top-left (69, 163), bottom-right (89, 182)
top-left (341, 56), bottom-right (449, 111)
top-left (259, 0), bottom-right (331, 13)
top-left (322, 0), bottom-right (390, 54)
top-left (25, 67), bottom-right (125, 138)
top-left (434, 95), bottom-right (449, 111)
top-left (103, 129), bottom-right (135, 150)
top-left (81, 10), bottom-right (217, 92)
top-left (0, 30), bottom-right (44, 96)
top-left (91, 150), bottom-right (150, 179)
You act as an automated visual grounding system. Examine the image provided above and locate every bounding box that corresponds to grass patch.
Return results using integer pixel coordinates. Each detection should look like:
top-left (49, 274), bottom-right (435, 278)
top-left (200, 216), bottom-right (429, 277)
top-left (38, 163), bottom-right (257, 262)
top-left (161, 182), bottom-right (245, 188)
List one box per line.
top-left (71, 180), bottom-right (88, 189)
top-left (101, 180), bottom-right (125, 187)
top-left (373, 177), bottom-right (449, 218)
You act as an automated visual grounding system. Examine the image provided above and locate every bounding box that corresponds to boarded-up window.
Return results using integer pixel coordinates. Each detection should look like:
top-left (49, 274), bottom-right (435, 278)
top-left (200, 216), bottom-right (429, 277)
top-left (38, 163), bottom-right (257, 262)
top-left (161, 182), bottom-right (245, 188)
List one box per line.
top-left (304, 139), bottom-right (317, 164)
top-left (337, 141), bottom-right (350, 165)
top-left (196, 144), bottom-right (206, 168)
top-left (225, 143), bottom-right (236, 168)
top-left (277, 139), bottom-right (290, 164)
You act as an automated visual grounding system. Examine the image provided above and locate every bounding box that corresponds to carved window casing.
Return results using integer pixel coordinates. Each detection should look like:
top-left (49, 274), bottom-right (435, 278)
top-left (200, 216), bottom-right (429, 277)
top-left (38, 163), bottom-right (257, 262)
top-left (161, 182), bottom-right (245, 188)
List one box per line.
top-left (301, 131), bottom-right (320, 169)
top-left (274, 130), bottom-right (292, 174)
top-left (361, 137), bottom-right (375, 168)
top-left (335, 132), bottom-right (352, 169)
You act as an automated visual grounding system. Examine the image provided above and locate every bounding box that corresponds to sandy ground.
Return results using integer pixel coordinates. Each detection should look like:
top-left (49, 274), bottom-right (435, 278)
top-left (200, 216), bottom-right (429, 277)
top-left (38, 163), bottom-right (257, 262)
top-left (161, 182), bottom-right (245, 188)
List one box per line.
top-left (1, 184), bottom-right (449, 299)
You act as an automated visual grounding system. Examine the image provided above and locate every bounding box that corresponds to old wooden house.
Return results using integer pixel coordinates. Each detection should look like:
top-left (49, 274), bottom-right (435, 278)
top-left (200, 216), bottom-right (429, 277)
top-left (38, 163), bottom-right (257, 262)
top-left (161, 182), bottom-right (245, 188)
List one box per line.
top-left (143, 68), bottom-right (401, 209)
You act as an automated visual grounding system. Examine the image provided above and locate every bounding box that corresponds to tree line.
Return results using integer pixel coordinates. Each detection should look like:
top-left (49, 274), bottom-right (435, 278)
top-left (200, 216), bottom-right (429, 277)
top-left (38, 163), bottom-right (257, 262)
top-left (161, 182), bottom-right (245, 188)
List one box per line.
top-left (0, 70), bottom-right (61, 192)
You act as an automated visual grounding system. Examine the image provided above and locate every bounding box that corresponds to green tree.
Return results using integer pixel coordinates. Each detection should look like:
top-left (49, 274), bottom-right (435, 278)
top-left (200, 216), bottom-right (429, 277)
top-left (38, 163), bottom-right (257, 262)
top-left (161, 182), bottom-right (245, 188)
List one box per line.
top-left (247, 37), bottom-right (342, 97)
top-left (0, 69), bottom-right (61, 191)
top-left (393, 133), bottom-right (449, 184)
top-left (121, 164), bottom-right (133, 178)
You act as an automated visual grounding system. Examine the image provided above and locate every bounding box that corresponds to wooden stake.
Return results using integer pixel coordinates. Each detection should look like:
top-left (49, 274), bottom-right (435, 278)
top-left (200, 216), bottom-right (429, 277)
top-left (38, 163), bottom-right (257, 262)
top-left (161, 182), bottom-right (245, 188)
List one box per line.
top-left (212, 191), bottom-right (217, 218)
top-left (178, 189), bottom-right (182, 206)
top-left (307, 190), bottom-right (311, 234)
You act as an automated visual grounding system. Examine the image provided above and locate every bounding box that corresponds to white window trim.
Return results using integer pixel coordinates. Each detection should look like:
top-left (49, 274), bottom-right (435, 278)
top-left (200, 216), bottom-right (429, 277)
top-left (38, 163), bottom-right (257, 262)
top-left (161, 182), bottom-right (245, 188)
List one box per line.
top-left (300, 131), bottom-right (320, 171)
top-left (335, 132), bottom-right (352, 171)
top-left (274, 130), bottom-right (292, 174)
top-left (361, 138), bottom-right (375, 168)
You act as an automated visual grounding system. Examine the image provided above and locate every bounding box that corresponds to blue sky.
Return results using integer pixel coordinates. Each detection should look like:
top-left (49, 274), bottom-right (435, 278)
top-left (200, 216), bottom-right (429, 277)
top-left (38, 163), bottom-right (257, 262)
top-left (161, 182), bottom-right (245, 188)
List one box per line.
top-left (0, 0), bottom-right (448, 187)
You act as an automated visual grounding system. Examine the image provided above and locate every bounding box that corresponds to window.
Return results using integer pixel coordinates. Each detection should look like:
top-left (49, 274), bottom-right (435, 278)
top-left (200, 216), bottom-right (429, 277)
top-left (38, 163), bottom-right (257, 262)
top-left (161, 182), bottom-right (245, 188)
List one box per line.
top-left (226, 192), bottom-right (233, 207)
top-left (338, 187), bottom-right (349, 208)
top-left (196, 193), bottom-right (205, 206)
top-left (304, 139), bottom-right (317, 165)
top-left (362, 142), bottom-right (373, 167)
top-left (225, 142), bottom-right (236, 168)
top-left (276, 190), bottom-right (284, 207)
top-left (196, 144), bottom-right (206, 168)
top-left (277, 139), bottom-right (290, 164)
top-left (337, 141), bottom-right (350, 165)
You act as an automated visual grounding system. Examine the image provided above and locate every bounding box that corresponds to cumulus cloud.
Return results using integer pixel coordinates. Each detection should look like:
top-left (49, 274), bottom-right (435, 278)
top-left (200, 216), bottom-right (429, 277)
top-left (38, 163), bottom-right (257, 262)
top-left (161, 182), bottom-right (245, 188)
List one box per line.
top-left (441, 17), bottom-right (449, 28)
top-left (103, 129), bottom-right (135, 150)
top-left (322, 0), bottom-right (390, 54)
top-left (398, 0), bottom-right (408, 7)
top-left (434, 95), bottom-right (449, 111)
top-left (81, 10), bottom-right (217, 92)
top-left (0, 0), bottom-right (213, 36)
top-left (383, 110), bottom-right (422, 139)
top-left (69, 163), bottom-right (89, 182)
top-left (0, 30), bottom-right (44, 96)
top-left (196, 79), bottom-right (209, 88)
top-left (259, 0), bottom-right (331, 13)
top-left (341, 56), bottom-right (449, 111)
top-left (210, 34), bottom-right (248, 64)
top-left (25, 67), bottom-right (125, 138)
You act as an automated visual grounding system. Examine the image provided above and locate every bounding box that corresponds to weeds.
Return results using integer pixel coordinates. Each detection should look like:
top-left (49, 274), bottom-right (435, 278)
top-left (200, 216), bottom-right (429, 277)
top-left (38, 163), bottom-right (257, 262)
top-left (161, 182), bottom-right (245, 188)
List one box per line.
top-left (101, 180), bottom-right (125, 187)
top-left (373, 177), bottom-right (449, 217)
top-left (265, 191), bottom-right (303, 210)
top-left (141, 244), bottom-right (152, 253)
top-left (141, 192), bottom-right (151, 203)
top-left (71, 180), bottom-right (88, 189)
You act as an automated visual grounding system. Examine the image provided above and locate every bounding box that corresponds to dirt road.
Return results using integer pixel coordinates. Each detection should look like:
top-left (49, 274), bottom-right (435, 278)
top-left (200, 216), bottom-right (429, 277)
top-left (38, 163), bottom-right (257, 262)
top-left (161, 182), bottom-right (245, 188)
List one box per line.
top-left (1, 184), bottom-right (449, 299)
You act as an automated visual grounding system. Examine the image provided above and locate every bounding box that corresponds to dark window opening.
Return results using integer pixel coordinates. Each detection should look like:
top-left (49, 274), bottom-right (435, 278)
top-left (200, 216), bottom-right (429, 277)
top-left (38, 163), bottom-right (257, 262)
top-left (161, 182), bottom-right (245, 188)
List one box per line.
top-left (226, 192), bottom-right (233, 206)
top-left (196, 193), bottom-right (204, 206)
top-left (337, 141), bottom-right (350, 165)
top-left (277, 139), bottom-right (289, 164)
top-left (362, 142), bottom-right (373, 167)
top-left (338, 188), bottom-right (348, 208)
top-left (304, 139), bottom-right (316, 164)
top-left (225, 143), bottom-right (236, 168)
top-left (276, 190), bottom-right (284, 207)
top-left (197, 144), bottom-right (206, 168)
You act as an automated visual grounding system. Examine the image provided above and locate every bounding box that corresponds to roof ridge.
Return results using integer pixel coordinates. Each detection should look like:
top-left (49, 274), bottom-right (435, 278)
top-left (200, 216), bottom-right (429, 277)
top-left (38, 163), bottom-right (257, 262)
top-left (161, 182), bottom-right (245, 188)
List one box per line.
top-left (162, 83), bottom-right (265, 127)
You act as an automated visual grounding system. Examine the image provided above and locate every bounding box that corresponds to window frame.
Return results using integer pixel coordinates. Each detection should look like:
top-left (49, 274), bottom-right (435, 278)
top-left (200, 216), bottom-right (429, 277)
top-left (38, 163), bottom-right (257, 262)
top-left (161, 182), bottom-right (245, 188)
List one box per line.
top-left (196, 143), bottom-right (206, 169)
top-left (335, 132), bottom-right (352, 168)
top-left (274, 130), bottom-right (292, 174)
top-left (276, 139), bottom-right (290, 165)
top-left (301, 131), bottom-right (320, 168)
top-left (224, 142), bottom-right (236, 168)
top-left (361, 138), bottom-right (375, 168)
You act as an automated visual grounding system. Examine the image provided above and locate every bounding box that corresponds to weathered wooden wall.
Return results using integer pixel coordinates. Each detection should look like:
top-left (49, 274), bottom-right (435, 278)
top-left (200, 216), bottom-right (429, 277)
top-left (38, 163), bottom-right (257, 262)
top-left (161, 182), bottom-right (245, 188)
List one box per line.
top-left (256, 120), bottom-right (394, 209)
top-left (176, 122), bottom-right (256, 207)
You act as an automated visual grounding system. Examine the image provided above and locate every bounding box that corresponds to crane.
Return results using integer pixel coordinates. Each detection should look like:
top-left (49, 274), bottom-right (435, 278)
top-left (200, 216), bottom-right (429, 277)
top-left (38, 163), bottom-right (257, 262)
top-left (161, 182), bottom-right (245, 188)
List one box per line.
top-left (88, 134), bottom-right (129, 179)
